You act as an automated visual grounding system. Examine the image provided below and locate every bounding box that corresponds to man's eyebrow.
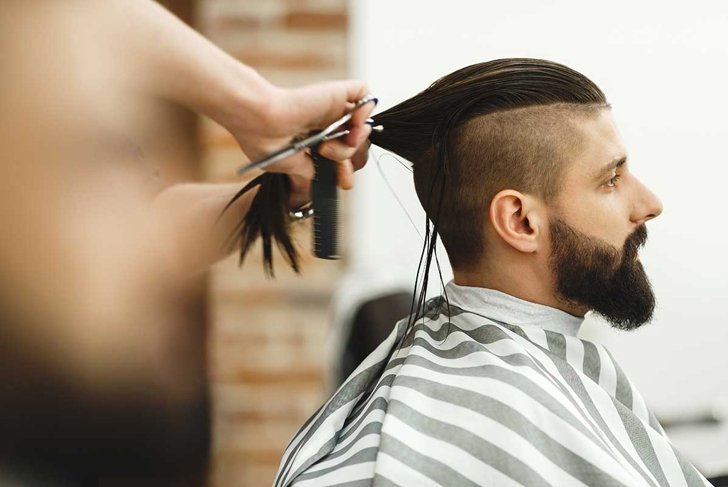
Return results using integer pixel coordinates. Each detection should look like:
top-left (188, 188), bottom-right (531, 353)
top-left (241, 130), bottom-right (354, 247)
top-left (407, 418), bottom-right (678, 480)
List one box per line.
top-left (593, 156), bottom-right (627, 182)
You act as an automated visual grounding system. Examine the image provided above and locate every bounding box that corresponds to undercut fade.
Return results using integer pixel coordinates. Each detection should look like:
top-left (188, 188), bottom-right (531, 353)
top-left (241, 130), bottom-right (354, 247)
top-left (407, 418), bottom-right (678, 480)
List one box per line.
top-left (369, 58), bottom-right (609, 269)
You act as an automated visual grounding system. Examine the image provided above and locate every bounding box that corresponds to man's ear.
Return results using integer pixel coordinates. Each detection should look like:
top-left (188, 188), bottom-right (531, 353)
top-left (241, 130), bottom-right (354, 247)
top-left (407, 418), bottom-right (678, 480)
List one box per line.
top-left (488, 190), bottom-right (543, 253)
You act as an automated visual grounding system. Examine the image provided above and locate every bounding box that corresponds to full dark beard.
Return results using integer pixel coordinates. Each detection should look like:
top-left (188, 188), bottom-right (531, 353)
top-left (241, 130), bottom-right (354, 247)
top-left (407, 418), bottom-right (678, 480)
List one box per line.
top-left (549, 218), bottom-right (655, 330)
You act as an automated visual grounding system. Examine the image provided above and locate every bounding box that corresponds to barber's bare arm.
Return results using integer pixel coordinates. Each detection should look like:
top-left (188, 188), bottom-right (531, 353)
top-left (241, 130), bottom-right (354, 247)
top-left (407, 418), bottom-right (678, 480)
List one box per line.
top-left (113, 1), bottom-right (374, 274)
top-left (110, 0), bottom-right (373, 178)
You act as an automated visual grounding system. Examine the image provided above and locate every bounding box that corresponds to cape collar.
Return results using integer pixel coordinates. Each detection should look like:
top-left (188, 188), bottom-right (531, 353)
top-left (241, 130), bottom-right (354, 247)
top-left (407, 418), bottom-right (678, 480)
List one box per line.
top-left (445, 281), bottom-right (584, 337)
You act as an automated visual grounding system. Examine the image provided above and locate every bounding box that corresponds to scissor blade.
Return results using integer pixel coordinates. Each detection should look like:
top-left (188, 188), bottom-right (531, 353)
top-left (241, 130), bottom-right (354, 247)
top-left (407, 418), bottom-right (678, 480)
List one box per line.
top-left (235, 128), bottom-right (331, 175)
top-left (237, 146), bottom-right (299, 175)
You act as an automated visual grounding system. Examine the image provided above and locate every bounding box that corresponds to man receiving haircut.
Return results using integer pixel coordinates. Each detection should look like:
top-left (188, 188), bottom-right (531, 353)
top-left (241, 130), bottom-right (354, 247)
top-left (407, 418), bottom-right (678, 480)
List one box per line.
top-left (272, 59), bottom-right (710, 486)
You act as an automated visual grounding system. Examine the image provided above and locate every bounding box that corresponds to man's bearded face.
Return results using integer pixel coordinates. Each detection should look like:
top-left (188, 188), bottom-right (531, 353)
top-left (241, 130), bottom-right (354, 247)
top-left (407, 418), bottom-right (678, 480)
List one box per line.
top-left (549, 217), bottom-right (655, 330)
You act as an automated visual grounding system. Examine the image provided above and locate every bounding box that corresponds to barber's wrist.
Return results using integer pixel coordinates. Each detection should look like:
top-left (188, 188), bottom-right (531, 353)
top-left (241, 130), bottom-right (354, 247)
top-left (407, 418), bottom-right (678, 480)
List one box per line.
top-left (215, 63), bottom-right (279, 136)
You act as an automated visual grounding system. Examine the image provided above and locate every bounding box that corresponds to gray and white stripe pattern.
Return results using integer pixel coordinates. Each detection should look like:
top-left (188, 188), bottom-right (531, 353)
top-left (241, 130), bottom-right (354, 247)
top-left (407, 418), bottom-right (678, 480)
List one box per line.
top-left (274, 282), bottom-right (711, 486)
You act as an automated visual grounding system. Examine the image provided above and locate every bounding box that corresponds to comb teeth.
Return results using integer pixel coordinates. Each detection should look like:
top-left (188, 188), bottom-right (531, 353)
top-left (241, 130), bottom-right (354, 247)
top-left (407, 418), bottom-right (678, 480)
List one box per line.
top-left (311, 150), bottom-right (340, 259)
top-left (313, 197), bottom-right (339, 259)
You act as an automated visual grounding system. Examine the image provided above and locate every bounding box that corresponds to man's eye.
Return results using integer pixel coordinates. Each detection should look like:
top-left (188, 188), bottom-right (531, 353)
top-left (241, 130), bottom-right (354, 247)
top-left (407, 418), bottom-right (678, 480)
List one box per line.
top-left (606, 174), bottom-right (621, 188)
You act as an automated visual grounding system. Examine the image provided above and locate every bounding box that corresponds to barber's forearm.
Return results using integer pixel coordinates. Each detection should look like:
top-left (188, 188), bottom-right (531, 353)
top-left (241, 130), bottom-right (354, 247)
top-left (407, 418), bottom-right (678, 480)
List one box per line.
top-left (108, 0), bottom-right (273, 131)
top-left (150, 182), bottom-right (259, 276)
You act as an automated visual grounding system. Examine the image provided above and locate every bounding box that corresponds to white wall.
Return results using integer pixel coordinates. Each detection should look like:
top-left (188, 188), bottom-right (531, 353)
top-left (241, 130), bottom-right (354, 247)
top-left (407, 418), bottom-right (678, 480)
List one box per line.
top-left (348, 0), bottom-right (728, 421)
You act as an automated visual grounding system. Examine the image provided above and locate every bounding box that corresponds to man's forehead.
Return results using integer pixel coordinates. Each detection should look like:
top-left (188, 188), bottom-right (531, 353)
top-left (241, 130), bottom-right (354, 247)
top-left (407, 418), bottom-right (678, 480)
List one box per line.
top-left (568, 111), bottom-right (627, 179)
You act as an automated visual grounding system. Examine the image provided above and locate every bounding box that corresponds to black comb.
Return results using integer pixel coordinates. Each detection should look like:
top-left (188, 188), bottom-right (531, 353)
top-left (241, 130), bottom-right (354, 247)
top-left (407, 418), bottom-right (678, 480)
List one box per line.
top-left (311, 147), bottom-right (339, 259)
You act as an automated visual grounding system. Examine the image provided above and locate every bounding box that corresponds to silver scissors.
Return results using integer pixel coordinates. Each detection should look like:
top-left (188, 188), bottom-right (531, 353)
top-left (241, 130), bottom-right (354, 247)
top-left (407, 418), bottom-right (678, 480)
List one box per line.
top-left (237, 94), bottom-right (380, 175)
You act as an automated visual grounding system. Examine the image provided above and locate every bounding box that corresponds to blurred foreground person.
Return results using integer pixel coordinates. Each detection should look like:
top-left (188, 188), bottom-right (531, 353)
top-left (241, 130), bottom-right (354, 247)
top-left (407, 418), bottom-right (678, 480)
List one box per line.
top-left (0, 1), bottom-right (372, 484)
top-left (272, 60), bottom-right (712, 486)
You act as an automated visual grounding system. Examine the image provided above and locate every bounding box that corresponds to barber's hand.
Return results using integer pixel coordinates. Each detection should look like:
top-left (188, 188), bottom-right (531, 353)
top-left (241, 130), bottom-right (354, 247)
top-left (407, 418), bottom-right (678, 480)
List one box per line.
top-left (232, 80), bottom-right (376, 197)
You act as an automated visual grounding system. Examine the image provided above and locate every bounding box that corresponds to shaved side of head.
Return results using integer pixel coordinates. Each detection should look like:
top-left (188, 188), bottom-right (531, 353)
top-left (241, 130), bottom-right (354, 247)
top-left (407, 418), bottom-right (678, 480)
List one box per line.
top-left (422, 104), bottom-right (605, 269)
top-left (370, 59), bottom-right (609, 270)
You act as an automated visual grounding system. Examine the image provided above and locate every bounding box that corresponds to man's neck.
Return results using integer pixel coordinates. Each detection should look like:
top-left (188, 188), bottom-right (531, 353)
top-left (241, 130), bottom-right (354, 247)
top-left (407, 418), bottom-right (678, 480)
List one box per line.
top-left (453, 262), bottom-right (587, 319)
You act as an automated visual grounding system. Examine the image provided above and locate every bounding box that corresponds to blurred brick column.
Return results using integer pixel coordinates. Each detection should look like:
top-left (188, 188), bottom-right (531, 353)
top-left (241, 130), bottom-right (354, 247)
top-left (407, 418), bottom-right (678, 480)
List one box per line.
top-left (196, 1), bottom-right (350, 485)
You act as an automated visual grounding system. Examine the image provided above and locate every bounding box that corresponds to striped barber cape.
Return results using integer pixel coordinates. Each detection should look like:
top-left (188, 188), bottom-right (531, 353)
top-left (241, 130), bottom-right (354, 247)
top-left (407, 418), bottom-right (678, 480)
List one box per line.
top-left (274, 282), bottom-right (711, 486)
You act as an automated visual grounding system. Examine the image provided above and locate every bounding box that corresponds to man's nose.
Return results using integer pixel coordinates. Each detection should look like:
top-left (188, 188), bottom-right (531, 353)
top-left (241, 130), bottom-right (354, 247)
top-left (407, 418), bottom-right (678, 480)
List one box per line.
top-left (632, 178), bottom-right (664, 225)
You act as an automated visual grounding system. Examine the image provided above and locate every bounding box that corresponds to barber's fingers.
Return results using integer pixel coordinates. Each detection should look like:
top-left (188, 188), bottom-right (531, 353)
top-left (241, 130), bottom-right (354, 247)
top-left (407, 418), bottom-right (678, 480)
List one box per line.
top-left (294, 81), bottom-right (376, 136)
top-left (307, 80), bottom-right (370, 127)
top-left (281, 154), bottom-right (353, 191)
top-left (352, 141), bottom-right (370, 172)
top-left (318, 123), bottom-right (371, 161)
top-left (349, 93), bottom-right (377, 128)
top-left (346, 105), bottom-right (375, 146)
top-left (335, 159), bottom-right (354, 190)
top-left (295, 156), bottom-right (353, 191)
top-left (316, 124), bottom-right (371, 189)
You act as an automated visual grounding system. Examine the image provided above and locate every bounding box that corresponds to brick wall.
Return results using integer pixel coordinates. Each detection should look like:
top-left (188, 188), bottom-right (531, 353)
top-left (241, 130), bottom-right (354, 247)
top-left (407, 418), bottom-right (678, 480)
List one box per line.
top-left (196, 1), bottom-right (350, 485)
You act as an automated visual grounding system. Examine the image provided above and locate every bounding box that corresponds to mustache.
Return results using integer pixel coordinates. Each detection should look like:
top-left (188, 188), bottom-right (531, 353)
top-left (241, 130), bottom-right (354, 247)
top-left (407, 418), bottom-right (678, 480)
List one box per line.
top-left (622, 224), bottom-right (648, 261)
